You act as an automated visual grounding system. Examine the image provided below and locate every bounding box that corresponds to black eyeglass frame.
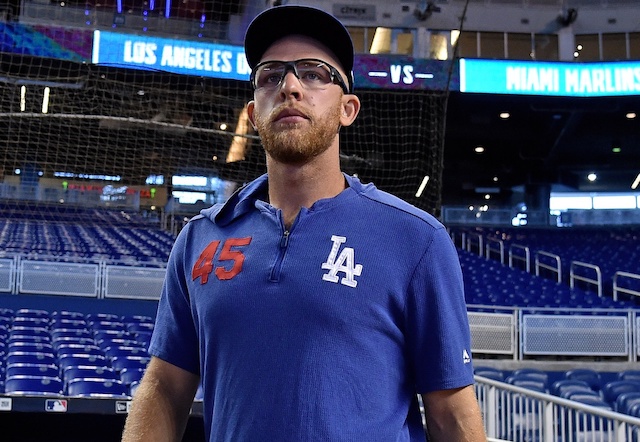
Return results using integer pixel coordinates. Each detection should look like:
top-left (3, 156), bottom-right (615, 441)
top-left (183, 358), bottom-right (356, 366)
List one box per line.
top-left (250, 58), bottom-right (351, 94)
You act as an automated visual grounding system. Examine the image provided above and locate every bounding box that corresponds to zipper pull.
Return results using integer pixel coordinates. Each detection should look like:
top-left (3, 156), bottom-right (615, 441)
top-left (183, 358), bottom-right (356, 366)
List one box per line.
top-left (280, 230), bottom-right (290, 248)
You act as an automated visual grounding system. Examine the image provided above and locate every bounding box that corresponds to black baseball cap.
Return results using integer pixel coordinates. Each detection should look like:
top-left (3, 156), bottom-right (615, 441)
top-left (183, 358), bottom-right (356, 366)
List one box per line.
top-left (244, 5), bottom-right (355, 92)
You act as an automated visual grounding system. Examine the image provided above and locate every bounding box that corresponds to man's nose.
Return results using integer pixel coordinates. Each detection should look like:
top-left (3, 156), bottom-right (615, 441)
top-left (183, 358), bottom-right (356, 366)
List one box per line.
top-left (279, 71), bottom-right (304, 99)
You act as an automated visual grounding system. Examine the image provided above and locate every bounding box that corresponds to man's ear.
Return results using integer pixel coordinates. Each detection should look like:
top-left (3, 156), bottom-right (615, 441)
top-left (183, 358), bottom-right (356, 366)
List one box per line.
top-left (339, 94), bottom-right (360, 128)
top-left (246, 100), bottom-right (257, 130)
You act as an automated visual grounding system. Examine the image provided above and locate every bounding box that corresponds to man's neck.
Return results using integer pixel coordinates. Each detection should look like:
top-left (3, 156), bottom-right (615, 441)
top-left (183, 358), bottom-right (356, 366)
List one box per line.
top-left (266, 153), bottom-right (345, 229)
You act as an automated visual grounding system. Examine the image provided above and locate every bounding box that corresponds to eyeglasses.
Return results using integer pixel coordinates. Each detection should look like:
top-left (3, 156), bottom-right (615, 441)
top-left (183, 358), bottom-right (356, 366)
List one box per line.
top-left (250, 58), bottom-right (350, 94)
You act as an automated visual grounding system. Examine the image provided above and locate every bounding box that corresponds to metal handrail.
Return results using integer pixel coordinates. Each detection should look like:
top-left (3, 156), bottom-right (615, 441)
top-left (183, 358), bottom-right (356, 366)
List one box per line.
top-left (570, 261), bottom-right (602, 297)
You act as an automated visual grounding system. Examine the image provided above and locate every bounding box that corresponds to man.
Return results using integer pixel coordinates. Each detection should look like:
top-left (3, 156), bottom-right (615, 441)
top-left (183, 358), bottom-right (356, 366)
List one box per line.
top-left (122, 5), bottom-right (486, 441)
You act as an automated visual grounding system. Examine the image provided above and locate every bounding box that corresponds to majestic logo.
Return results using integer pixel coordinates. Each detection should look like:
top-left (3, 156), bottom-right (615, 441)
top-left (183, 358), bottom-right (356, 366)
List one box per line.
top-left (321, 235), bottom-right (363, 288)
top-left (463, 349), bottom-right (471, 364)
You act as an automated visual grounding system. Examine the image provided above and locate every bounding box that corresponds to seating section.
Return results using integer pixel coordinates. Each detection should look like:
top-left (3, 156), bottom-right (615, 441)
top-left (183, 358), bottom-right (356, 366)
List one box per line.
top-left (459, 250), bottom-right (638, 309)
top-left (0, 201), bottom-right (174, 263)
top-left (0, 308), bottom-right (153, 398)
top-left (475, 366), bottom-right (640, 416)
top-left (454, 226), bottom-right (640, 300)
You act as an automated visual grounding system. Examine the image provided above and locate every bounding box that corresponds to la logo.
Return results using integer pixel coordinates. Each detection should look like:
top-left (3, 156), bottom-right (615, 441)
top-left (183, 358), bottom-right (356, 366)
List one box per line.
top-left (321, 235), bottom-right (363, 288)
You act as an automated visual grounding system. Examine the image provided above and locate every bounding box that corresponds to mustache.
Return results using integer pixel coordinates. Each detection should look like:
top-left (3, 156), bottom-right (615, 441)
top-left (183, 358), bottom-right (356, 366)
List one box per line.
top-left (269, 104), bottom-right (312, 123)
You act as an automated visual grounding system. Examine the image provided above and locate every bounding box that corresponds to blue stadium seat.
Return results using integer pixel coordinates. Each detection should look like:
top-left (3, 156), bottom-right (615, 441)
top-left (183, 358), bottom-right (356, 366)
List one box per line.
top-left (119, 367), bottom-right (145, 386)
top-left (565, 368), bottom-right (603, 391)
top-left (56, 343), bottom-right (104, 358)
top-left (6, 363), bottom-right (59, 378)
top-left (614, 391), bottom-right (640, 414)
top-left (474, 366), bottom-right (506, 382)
top-left (511, 368), bottom-right (549, 385)
top-left (8, 341), bottom-right (54, 354)
top-left (618, 370), bottom-right (640, 383)
top-left (551, 379), bottom-right (592, 397)
top-left (104, 345), bottom-right (148, 360)
top-left (59, 354), bottom-right (109, 370)
top-left (51, 328), bottom-right (93, 341)
top-left (15, 308), bottom-right (50, 319)
top-left (66, 378), bottom-right (129, 398)
top-left (629, 402), bottom-right (640, 418)
top-left (6, 351), bottom-right (56, 367)
top-left (63, 365), bottom-right (119, 386)
top-left (601, 380), bottom-right (640, 404)
top-left (4, 375), bottom-right (63, 396)
top-left (111, 355), bottom-right (150, 372)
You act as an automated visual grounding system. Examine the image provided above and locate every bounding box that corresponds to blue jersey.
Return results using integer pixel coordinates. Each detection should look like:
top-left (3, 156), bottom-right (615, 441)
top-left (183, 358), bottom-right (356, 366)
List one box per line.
top-left (149, 173), bottom-right (475, 441)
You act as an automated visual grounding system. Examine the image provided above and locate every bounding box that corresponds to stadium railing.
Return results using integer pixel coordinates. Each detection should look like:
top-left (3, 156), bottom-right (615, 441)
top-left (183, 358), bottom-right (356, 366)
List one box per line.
top-left (475, 375), bottom-right (640, 442)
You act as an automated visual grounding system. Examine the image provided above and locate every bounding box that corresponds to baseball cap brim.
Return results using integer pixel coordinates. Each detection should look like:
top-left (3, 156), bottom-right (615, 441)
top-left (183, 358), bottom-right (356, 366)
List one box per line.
top-left (244, 6), bottom-right (354, 92)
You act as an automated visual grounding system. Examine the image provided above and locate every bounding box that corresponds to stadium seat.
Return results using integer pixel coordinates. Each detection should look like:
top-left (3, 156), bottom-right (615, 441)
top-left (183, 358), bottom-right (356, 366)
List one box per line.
top-left (568, 394), bottom-right (611, 409)
top-left (629, 402), bottom-right (640, 418)
top-left (119, 367), bottom-right (145, 386)
top-left (104, 345), bottom-right (148, 360)
top-left (565, 368), bottom-right (603, 391)
top-left (111, 355), bottom-right (150, 372)
top-left (59, 354), bottom-right (109, 370)
top-left (6, 363), bottom-right (59, 378)
top-left (6, 351), bottom-right (56, 367)
top-left (63, 365), bottom-right (119, 386)
top-left (51, 328), bottom-right (93, 341)
top-left (601, 380), bottom-right (640, 404)
top-left (551, 379), bottom-right (592, 397)
top-left (15, 308), bottom-right (50, 319)
top-left (67, 378), bottom-right (129, 398)
top-left (508, 379), bottom-right (547, 393)
top-left (618, 370), bottom-right (640, 382)
top-left (511, 368), bottom-right (549, 385)
top-left (8, 342), bottom-right (54, 354)
top-left (56, 343), bottom-right (104, 358)
top-left (4, 375), bottom-right (63, 396)
top-left (474, 366), bottom-right (506, 382)
top-left (614, 391), bottom-right (640, 414)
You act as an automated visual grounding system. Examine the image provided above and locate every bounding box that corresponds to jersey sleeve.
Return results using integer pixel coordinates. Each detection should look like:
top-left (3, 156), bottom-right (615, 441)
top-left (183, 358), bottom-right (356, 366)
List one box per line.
top-left (405, 226), bottom-right (475, 393)
top-left (148, 225), bottom-right (200, 375)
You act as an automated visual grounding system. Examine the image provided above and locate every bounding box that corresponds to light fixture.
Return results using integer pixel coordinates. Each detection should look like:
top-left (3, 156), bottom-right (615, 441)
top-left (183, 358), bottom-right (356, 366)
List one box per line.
top-left (474, 146), bottom-right (485, 153)
top-left (587, 173), bottom-right (597, 182)
top-left (632, 173), bottom-right (640, 190)
top-left (626, 112), bottom-right (636, 119)
top-left (499, 112), bottom-right (510, 119)
top-left (415, 175), bottom-right (430, 198)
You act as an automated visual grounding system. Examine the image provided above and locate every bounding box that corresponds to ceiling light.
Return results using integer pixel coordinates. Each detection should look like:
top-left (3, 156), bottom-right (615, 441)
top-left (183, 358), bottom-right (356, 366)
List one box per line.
top-left (474, 146), bottom-right (485, 153)
top-left (626, 112), bottom-right (636, 119)
top-left (612, 147), bottom-right (621, 153)
top-left (415, 175), bottom-right (430, 198)
top-left (587, 173), bottom-right (597, 182)
top-left (499, 112), bottom-right (510, 119)
top-left (632, 173), bottom-right (640, 190)
top-left (492, 176), bottom-right (498, 182)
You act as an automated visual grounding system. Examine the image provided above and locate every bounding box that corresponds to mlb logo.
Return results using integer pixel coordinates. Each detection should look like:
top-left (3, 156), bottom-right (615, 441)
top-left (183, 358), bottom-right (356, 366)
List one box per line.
top-left (45, 399), bottom-right (68, 412)
top-left (0, 398), bottom-right (12, 411)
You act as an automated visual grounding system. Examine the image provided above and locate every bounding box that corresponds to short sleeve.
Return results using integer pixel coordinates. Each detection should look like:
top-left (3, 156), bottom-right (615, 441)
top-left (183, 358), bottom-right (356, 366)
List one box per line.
top-left (148, 226), bottom-right (200, 375)
top-left (404, 227), bottom-right (474, 392)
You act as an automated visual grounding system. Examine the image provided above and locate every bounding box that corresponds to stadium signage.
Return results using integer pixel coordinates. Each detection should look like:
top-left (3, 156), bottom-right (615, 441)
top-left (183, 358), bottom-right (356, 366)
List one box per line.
top-left (91, 31), bottom-right (456, 90)
top-left (332, 4), bottom-right (377, 21)
top-left (354, 54), bottom-right (457, 90)
top-left (460, 59), bottom-right (640, 97)
top-left (92, 31), bottom-right (251, 80)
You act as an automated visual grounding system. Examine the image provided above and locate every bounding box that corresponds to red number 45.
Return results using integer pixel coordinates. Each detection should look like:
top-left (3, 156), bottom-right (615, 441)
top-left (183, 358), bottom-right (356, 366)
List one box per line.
top-left (192, 237), bottom-right (252, 284)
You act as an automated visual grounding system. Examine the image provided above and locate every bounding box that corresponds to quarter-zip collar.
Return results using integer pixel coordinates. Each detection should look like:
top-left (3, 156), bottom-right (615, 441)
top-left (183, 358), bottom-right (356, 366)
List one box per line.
top-left (201, 173), bottom-right (367, 227)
